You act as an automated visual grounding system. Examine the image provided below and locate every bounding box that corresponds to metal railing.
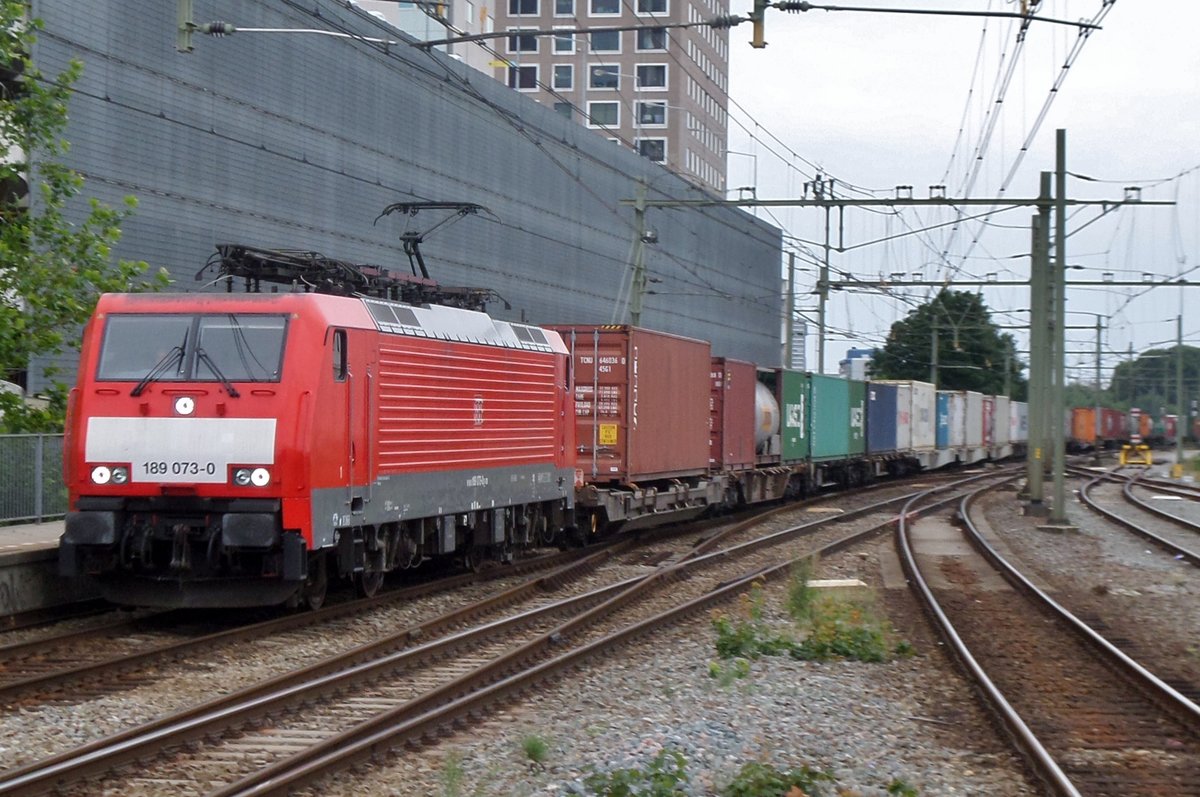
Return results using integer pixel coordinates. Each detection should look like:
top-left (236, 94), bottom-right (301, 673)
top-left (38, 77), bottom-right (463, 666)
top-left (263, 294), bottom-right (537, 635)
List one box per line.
top-left (0, 434), bottom-right (66, 524)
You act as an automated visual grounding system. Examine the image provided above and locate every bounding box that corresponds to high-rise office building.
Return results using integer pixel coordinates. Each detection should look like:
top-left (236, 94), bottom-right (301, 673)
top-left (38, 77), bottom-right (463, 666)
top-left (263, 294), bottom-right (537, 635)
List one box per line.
top-left (493, 0), bottom-right (729, 193)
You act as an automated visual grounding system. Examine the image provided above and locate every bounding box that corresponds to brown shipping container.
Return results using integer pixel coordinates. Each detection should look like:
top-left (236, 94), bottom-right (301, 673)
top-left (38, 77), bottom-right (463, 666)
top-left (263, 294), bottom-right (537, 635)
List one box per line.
top-left (1071, 407), bottom-right (1097, 445)
top-left (549, 325), bottom-right (712, 483)
top-left (710, 358), bottom-right (757, 471)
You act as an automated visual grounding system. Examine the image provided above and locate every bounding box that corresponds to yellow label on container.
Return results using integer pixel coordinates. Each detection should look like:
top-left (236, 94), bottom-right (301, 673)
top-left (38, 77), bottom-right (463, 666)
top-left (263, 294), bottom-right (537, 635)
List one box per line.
top-left (598, 423), bottom-right (618, 445)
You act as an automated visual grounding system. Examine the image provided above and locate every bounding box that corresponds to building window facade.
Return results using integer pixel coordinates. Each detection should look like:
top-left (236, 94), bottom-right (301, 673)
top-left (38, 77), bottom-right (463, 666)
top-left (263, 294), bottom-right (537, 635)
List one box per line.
top-left (554, 0), bottom-right (575, 14)
top-left (637, 0), bottom-right (667, 12)
top-left (510, 0), bottom-right (539, 15)
top-left (589, 64), bottom-right (619, 89)
top-left (507, 65), bottom-right (538, 90)
top-left (553, 101), bottom-right (574, 119)
top-left (590, 0), bottom-right (620, 15)
top-left (636, 27), bottom-right (667, 51)
top-left (637, 101), bottom-right (667, 126)
top-left (636, 63), bottom-right (667, 89)
top-left (507, 29), bottom-right (538, 53)
top-left (637, 138), bottom-right (666, 161)
top-left (588, 101), bottom-right (619, 126)
top-left (553, 64), bottom-right (573, 89)
top-left (589, 29), bottom-right (620, 53)
top-left (553, 29), bottom-right (576, 53)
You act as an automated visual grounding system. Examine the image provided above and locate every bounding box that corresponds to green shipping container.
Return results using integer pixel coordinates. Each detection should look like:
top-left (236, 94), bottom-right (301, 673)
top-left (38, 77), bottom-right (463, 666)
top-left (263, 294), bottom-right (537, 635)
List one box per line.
top-left (775, 368), bottom-right (810, 463)
top-left (848, 379), bottom-right (866, 454)
top-left (809, 374), bottom-right (867, 461)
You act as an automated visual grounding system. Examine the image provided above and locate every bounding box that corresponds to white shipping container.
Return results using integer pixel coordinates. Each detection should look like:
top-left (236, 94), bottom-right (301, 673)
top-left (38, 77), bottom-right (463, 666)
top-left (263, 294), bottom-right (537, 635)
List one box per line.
top-left (894, 383), bottom-right (913, 451)
top-left (873, 380), bottom-right (938, 452)
top-left (947, 391), bottom-right (967, 447)
top-left (1010, 401), bottom-right (1029, 444)
top-left (992, 395), bottom-right (1011, 446)
top-left (910, 381), bottom-right (936, 450)
top-left (965, 391), bottom-right (985, 448)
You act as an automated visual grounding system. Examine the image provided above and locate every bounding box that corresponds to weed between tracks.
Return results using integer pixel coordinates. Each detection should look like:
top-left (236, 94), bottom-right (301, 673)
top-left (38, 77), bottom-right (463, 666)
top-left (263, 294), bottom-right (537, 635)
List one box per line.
top-left (708, 563), bottom-right (913, 684)
top-left (436, 562), bottom-right (923, 797)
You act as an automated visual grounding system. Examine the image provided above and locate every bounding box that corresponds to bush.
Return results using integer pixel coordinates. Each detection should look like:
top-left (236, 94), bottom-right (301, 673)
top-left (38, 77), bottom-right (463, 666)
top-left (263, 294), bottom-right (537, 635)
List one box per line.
top-left (720, 761), bottom-right (834, 797)
top-left (582, 748), bottom-right (690, 796)
top-left (791, 600), bottom-right (889, 663)
top-left (521, 733), bottom-right (550, 765)
top-left (712, 574), bottom-right (912, 666)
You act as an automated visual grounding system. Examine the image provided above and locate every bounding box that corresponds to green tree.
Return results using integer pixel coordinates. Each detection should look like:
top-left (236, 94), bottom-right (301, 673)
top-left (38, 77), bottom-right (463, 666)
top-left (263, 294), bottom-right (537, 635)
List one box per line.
top-left (1, 2), bottom-right (166, 429)
top-left (871, 290), bottom-right (1027, 399)
top-left (1108, 345), bottom-right (1200, 417)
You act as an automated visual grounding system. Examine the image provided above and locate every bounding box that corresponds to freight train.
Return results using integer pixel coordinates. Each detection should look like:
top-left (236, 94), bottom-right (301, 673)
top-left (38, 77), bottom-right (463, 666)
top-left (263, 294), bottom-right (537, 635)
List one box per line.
top-left (58, 246), bottom-right (1026, 609)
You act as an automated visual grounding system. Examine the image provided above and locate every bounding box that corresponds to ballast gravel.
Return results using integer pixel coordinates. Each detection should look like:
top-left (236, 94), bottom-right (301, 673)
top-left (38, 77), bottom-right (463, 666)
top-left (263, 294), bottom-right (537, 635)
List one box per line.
top-left (302, 533), bottom-right (1036, 797)
top-left (5, 468), bottom-right (1198, 796)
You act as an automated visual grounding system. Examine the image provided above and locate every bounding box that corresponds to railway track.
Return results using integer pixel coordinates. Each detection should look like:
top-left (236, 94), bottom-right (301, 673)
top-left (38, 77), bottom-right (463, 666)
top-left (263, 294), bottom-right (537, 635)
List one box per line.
top-left (0, 468), bottom-right (1016, 796)
top-left (1070, 467), bottom-right (1200, 565)
top-left (0, 470), bottom-right (973, 707)
top-left (0, 547), bottom-right (594, 703)
top-left (902, 482), bottom-right (1200, 796)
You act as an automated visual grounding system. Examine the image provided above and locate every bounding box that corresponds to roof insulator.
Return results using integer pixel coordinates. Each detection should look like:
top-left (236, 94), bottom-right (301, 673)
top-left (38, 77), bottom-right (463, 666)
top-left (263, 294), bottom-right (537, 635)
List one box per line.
top-left (708, 15), bottom-right (745, 29)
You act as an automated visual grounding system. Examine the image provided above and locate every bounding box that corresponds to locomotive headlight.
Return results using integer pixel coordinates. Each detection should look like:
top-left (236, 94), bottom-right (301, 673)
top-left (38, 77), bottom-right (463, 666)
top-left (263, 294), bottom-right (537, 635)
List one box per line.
top-left (233, 468), bottom-right (253, 486)
top-left (111, 467), bottom-right (129, 485)
top-left (250, 467), bottom-right (271, 487)
top-left (91, 466), bottom-right (112, 484)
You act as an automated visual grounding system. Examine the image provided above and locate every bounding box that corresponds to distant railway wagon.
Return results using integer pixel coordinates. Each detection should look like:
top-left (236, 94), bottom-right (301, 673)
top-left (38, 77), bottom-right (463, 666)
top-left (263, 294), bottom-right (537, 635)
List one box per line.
top-left (1010, 401), bottom-right (1030, 448)
top-left (1066, 406), bottom-right (1179, 451)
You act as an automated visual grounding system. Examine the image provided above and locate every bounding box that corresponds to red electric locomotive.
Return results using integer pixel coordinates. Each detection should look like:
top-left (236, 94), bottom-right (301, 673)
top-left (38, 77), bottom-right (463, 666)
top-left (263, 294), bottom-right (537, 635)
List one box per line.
top-left (59, 282), bottom-right (575, 608)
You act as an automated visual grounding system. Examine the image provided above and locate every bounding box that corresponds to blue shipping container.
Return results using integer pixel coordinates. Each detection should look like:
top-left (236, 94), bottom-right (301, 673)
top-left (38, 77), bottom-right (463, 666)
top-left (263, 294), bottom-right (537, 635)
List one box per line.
top-left (936, 392), bottom-right (952, 449)
top-left (866, 382), bottom-right (900, 453)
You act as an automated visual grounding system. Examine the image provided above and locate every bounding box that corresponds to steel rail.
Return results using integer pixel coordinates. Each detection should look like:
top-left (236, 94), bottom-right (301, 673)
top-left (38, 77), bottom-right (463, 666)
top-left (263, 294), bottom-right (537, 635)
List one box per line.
top-left (0, 542), bottom-right (636, 795)
top-left (1073, 474), bottom-right (1200, 566)
top-left (1122, 480), bottom-right (1200, 534)
top-left (955, 489), bottom-right (1200, 745)
top-left (896, 481), bottom-right (1082, 797)
top-left (0, 546), bottom-right (591, 700)
top-left (210, 470), bottom-right (1015, 797)
top-left (0, 469), bottom-right (1012, 796)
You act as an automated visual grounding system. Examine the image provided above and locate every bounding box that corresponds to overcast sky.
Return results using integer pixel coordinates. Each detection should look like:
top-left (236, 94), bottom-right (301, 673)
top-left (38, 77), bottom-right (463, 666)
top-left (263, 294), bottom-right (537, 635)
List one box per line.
top-left (723, 0), bottom-right (1199, 380)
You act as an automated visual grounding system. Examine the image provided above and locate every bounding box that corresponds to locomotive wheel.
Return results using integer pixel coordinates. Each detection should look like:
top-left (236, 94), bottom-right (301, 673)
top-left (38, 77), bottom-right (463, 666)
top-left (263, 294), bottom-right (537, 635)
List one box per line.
top-left (302, 554), bottom-right (328, 611)
top-left (355, 569), bottom-right (385, 598)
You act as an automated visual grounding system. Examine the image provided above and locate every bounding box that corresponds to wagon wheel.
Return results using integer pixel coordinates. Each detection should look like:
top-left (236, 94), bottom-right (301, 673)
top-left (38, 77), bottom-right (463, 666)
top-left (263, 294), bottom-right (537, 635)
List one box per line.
top-left (355, 569), bottom-right (385, 598)
top-left (462, 546), bottom-right (485, 573)
top-left (301, 553), bottom-right (329, 611)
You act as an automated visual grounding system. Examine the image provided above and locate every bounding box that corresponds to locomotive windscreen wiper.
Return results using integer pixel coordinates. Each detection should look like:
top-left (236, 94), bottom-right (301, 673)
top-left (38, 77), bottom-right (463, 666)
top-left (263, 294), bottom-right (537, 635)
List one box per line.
top-left (195, 346), bottom-right (241, 397)
top-left (130, 334), bottom-right (187, 397)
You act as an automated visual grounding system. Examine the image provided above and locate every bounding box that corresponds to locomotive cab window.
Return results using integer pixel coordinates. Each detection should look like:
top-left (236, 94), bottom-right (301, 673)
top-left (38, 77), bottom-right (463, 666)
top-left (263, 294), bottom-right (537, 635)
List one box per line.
top-left (97, 313), bottom-right (288, 384)
top-left (332, 329), bottom-right (347, 381)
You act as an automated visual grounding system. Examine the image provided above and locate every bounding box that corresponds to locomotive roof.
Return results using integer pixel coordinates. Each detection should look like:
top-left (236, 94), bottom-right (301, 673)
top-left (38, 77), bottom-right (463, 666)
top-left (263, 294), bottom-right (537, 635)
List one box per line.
top-left (94, 292), bottom-right (566, 355)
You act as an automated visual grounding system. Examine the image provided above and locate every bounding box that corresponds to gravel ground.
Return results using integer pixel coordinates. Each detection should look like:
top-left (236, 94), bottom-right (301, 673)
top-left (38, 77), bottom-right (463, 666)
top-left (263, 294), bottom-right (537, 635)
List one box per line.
top-left (303, 533), bottom-right (1037, 797)
top-left (983, 473), bottom-right (1200, 690)
top-left (5, 469), bottom-right (1197, 796)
